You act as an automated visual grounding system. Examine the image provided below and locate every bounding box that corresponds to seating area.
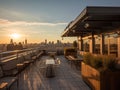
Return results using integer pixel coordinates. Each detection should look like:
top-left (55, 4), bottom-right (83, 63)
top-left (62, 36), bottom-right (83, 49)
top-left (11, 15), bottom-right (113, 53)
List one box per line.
top-left (0, 47), bottom-right (92, 90)
top-left (0, 50), bottom-right (43, 90)
top-left (0, 51), bottom-right (91, 90)
top-left (0, 64), bottom-right (18, 90)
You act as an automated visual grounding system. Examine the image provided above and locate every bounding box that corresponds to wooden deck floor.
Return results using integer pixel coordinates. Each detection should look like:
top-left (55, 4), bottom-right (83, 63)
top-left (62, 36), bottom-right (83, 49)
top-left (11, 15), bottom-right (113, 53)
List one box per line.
top-left (17, 56), bottom-right (91, 90)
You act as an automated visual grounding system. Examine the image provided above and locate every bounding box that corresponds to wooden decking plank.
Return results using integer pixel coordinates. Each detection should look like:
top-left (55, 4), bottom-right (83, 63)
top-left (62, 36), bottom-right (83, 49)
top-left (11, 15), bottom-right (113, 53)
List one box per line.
top-left (18, 56), bottom-right (91, 90)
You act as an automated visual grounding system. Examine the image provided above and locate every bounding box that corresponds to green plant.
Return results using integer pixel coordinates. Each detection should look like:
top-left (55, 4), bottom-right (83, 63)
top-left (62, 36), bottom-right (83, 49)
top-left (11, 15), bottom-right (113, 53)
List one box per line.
top-left (83, 53), bottom-right (117, 71)
top-left (91, 55), bottom-right (103, 69)
top-left (102, 55), bottom-right (117, 71)
top-left (83, 53), bottom-right (92, 65)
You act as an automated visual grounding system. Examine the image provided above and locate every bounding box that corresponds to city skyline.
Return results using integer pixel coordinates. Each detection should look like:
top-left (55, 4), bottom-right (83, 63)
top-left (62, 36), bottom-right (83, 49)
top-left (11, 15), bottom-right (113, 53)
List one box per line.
top-left (0, 0), bottom-right (120, 44)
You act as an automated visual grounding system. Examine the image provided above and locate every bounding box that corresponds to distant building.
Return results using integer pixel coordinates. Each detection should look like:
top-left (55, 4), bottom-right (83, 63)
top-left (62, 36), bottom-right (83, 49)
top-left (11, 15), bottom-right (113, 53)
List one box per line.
top-left (0, 44), bottom-right (7, 52)
top-left (10, 39), bottom-right (13, 44)
top-left (52, 41), bottom-right (54, 44)
top-left (17, 42), bottom-right (23, 50)
top-left (45, 39), bottom-right (47, 44)
top-left (25, 38), bottom-right (27, 45)
top-left (7, 41), bottom-right (23, 51)
top-left (48, 41), bottom-right (51, 45)
top-left (57, 40), bottom-right (60, 44)
top-left (7, 44), bottom-right (14, 51)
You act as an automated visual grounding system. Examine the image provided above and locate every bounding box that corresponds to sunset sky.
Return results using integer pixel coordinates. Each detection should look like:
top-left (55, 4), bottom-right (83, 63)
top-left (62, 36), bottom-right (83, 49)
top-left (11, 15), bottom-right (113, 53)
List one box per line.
top-left (0, 0), bottom-right (120, 44)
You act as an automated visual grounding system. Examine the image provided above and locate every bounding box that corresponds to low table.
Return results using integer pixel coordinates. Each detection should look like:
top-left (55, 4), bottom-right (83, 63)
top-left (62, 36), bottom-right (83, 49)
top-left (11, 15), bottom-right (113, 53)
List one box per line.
top-left (46, 59), bottom-right (55, 65)
top-left (46, 59), bottom-right (55, 78)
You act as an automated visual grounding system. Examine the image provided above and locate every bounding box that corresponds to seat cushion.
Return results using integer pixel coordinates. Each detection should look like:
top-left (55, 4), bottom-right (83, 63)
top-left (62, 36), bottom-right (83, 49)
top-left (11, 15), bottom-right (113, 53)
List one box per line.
top-left (0, 77), bottom-right (18, 88)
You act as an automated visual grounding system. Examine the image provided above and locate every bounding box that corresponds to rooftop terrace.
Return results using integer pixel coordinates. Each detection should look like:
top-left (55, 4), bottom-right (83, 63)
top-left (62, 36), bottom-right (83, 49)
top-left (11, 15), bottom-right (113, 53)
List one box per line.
top-left (16, 55), bottom-right (90, 90)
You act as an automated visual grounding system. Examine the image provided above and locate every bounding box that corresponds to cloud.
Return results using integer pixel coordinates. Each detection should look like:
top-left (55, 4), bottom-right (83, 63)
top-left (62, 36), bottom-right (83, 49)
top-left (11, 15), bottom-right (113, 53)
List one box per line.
top-left (0, 18), bottom-right (67, 26)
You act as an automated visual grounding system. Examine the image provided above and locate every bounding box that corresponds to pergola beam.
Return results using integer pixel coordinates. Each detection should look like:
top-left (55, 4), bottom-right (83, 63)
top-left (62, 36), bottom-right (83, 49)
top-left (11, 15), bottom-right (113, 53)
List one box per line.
top-left (61, 6), bottom-right (120, 37)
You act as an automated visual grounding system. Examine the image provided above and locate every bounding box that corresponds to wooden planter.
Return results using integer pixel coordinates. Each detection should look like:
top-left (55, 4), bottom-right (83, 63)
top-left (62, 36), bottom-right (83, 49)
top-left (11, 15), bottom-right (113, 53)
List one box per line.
top-left (81, 62), bottom-right (120, 90)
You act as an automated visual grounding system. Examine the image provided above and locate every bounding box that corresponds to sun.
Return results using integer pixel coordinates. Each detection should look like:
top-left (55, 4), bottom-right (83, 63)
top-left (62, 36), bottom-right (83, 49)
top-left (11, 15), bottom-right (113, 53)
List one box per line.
top-left (10, 33), bottom-right (21, 39)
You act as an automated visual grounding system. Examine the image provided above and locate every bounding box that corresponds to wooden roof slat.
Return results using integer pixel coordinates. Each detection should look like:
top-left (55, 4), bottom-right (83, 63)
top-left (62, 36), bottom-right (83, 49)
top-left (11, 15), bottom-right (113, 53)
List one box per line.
top-left (61, 6), bottom-right (120, 37)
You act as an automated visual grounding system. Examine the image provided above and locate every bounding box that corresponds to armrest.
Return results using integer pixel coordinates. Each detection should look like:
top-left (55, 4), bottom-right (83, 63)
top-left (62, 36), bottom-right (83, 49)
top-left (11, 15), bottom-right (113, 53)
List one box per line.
top-left (0, 82), bottom-right (8, 89)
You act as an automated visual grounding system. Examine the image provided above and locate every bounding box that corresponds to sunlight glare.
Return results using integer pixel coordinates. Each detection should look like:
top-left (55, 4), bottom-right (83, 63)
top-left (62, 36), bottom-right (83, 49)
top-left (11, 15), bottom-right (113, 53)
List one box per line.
top-left (10, 33), bottom-right (21, 39)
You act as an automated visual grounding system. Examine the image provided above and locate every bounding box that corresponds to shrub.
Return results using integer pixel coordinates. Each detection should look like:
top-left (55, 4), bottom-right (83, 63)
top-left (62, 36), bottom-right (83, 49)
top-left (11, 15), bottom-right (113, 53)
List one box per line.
top-left (91, 55), bottom-right (103, 69)
top-left (102, 55), bottom-right (117, 71)
top-left (83, 53), bottom-right (117, 71)
top-left (83, 53), bottom-right (92, 65)
top-left (64, 47), bottom-right (77, 57)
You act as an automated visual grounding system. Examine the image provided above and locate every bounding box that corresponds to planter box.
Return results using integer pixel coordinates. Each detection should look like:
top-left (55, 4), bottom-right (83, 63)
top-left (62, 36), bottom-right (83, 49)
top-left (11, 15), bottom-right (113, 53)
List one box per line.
top-left (81, 62), bottom-right (120, 90)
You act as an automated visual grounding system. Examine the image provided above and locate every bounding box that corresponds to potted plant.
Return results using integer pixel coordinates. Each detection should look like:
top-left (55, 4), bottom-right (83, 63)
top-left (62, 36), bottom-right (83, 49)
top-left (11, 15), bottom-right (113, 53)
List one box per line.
top-left (82, 53), bottom-right (120, 90)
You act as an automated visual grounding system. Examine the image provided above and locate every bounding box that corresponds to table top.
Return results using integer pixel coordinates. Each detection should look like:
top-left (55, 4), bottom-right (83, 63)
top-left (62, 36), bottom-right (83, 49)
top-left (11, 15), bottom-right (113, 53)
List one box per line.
top-left (68, 55), bottom-right (83, 61)
top-left (48, 52), bottom-right (56, 56)
top-left (48, 52), bottom-right (56, 54)
top-left (46, 59), bottom-right (55, 64)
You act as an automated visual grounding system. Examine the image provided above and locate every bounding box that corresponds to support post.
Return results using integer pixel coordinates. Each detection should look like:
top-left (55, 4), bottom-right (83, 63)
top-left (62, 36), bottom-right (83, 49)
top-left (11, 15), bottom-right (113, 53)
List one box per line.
top-left (100, 34), bottom-right (105, 55)
top-left (77, 36), bottom-right (83, 51)
top-left (118, 37), bottom-right (120, 58)
top-left (80, 36), bottom-right (83, 51)
top-left (90, 33), bottom-right (95, 53)
top-left (108, 38), bottom-right (110, 55)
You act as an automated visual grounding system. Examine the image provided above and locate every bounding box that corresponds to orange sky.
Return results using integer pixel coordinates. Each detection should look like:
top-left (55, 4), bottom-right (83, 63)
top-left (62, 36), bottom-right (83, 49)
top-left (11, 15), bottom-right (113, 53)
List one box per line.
top-left (0, 0), bottom-right (119, 44)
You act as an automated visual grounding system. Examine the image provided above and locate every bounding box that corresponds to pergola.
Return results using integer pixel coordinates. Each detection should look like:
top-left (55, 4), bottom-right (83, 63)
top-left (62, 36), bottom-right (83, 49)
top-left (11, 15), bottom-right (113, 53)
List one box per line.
top-left (61, 6), bottom-right (120, 57)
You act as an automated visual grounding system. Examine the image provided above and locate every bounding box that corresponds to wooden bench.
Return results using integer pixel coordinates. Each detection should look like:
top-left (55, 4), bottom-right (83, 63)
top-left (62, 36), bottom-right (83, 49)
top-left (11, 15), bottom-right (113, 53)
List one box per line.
top-left (0, 64), bottom-right (18, 90)
top-left (0, 58), bottom-right (19, 77)
top-left (66, 55), bottom-right (83, 70)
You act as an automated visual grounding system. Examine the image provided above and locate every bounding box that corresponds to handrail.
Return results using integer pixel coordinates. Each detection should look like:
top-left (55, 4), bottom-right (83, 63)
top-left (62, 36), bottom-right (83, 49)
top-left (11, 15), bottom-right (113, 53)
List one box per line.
top-left (0, 47), bottom-right (40, 62)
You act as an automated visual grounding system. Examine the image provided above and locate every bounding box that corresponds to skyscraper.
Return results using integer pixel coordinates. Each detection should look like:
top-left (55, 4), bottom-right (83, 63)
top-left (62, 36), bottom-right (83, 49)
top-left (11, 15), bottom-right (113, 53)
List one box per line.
top-left (10, 39), bottom-right (13, 44)
top-left (45, 39), bottom-right (47, 44)
top-left (25, 38), bottom-right (27, 45)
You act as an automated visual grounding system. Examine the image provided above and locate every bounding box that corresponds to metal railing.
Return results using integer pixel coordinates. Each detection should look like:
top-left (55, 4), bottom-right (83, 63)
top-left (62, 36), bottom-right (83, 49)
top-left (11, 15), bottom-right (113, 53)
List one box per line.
top-left (0, 47), bottom-right (40, 63)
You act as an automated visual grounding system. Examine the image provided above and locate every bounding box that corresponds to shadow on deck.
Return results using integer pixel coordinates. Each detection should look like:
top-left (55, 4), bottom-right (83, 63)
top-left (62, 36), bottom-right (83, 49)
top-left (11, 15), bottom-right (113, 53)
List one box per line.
top-left (18, 55), bottom-right (91, 90)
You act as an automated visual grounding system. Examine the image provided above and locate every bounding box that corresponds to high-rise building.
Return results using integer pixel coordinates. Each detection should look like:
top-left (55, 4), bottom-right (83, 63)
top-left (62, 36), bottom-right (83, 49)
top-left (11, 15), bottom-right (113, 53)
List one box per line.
top-left (57, 40), bottom-right (60, 44)
top-left (45, 39), bottom-right (47, 44)
top-left (25, 38), bottom-right (27, 45)
top-left (10, 39), bottom-right (13, 44)
top-left (52, 41), bottom-right (54, 44)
